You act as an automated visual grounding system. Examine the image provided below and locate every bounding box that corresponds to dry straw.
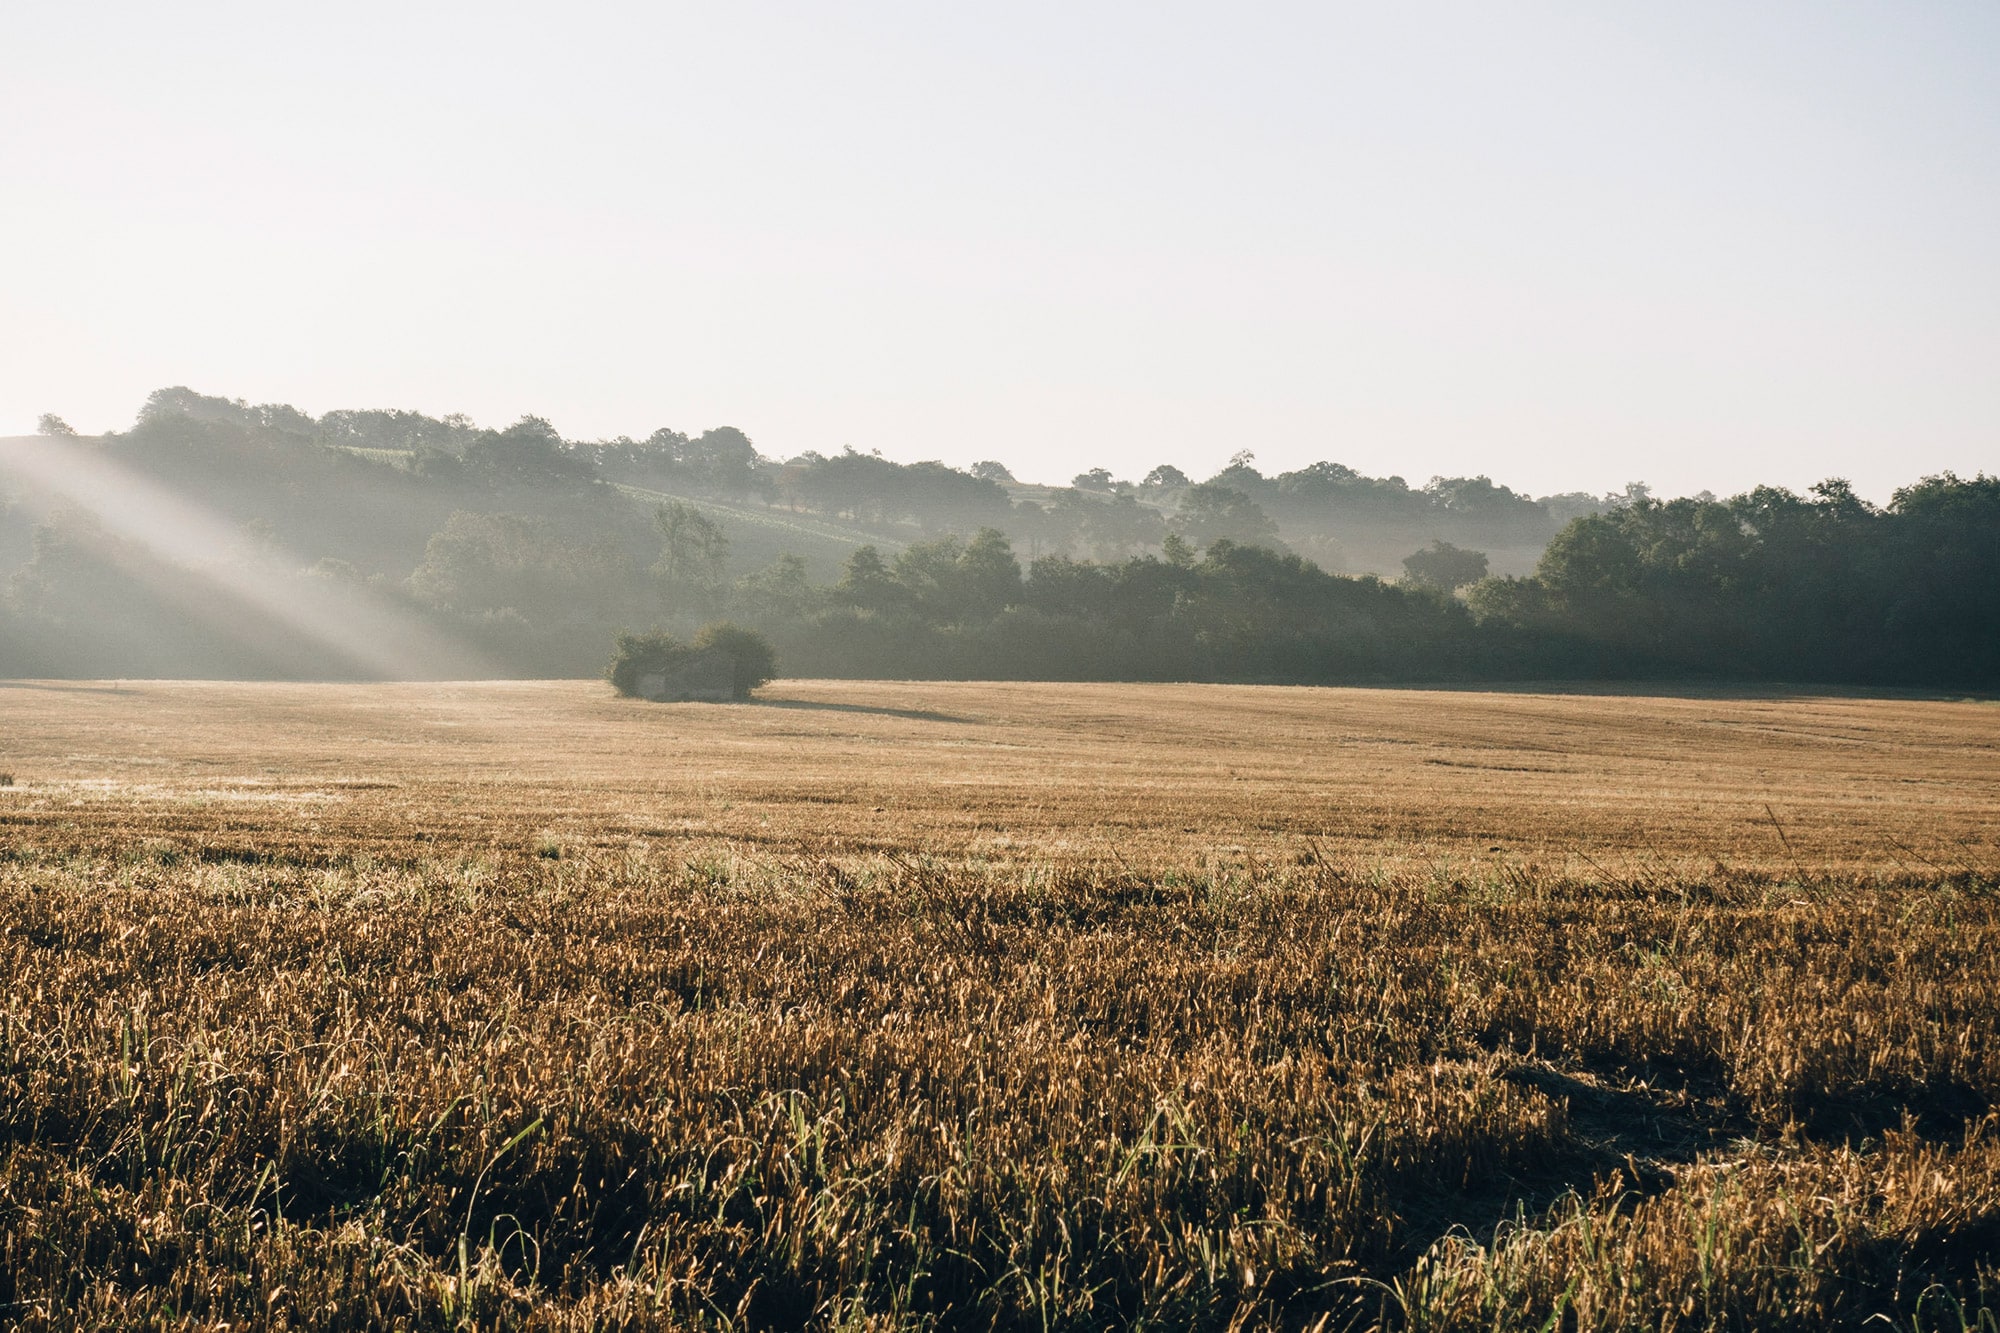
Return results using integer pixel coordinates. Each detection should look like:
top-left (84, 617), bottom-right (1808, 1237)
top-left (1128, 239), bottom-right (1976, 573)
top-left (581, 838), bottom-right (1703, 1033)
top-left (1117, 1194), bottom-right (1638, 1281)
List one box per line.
top-left (0, 680), bottom-right (1993, 1329)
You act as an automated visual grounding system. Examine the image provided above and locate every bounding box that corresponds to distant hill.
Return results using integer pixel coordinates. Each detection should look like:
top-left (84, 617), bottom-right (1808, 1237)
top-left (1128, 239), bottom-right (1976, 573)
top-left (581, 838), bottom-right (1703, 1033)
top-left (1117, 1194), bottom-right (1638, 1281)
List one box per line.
top-left (10, 389), bottom-right (1986, 688)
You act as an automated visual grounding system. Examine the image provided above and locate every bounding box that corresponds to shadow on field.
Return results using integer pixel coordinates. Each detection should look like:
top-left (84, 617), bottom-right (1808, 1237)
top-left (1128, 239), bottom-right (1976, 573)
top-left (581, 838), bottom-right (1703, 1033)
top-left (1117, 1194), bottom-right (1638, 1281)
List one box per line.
top-left (1506, 1062), bottom-right (1727, 1171)
top-left (756, 698), bottom-right (973, 724)
top-left (1372, 1059), bottom-right (1732, 1267)
top-left (1400, 678), bottom-right (1997, 703)
top-left (1505, 1058), bottom-right (1990, 1156)
top-left (1876, 1213), bottom-right (2000, 1293)
top-left (1397, 1058), bottom-right (2000, 1265)
top-left (1793, 1077), bottom-right (1992, 1143)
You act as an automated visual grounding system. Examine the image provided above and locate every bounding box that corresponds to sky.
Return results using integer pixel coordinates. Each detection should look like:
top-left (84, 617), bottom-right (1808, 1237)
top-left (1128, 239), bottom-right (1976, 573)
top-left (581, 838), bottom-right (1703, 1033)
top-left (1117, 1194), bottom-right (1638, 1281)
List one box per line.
top-left (3, 1), bottom-right (1995, 501)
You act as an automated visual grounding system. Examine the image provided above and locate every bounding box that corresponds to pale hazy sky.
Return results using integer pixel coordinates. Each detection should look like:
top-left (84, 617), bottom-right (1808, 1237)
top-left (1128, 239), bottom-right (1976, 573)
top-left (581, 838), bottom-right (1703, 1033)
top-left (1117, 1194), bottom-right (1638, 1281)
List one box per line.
top-left (4, 2), bottom-right (1995, 500)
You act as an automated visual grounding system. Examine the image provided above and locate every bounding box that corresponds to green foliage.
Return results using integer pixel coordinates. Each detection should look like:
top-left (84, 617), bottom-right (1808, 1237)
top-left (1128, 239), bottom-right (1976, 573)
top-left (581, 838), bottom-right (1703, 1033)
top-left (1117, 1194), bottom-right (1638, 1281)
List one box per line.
top-left (1423, 474), bottom-right (1546, 526)
top-left (692, 621), bottom-right (779, 697)
top-left (317, 406), bottom-right (478, 456)
top-left (1173, 482), bottom-right (1283, 550)
top-left (781, 447), bottom-right (1011, 530)
top-left (595, 425), bottom-right (761, 497)
top-left (1207, 450), bottom-right (1264, 493)
top-left (9, 384), bottom-right (1999, 690)
top-left (733, 553), bottom-right (816, 620)
top-left (836, 544), bottom-right (903, 615)
top-left (1468, 473), bottom-right (2000, 684)
top-left (887, 528), bottom-right (1023, 625)
top-left (462, 416), bottom-right (596, 488)
top-left (409, 511), bottom-right (645, 624)
top-left (652, 501), bottom-right (731, 613)
top-left (608, 623), bottom-right (778, 699)
top-left (1402, 540), bottom-right (1490, 593)
top-left (1022, 489), bottom-right (1166, 560)
top-left (606, 628), bottom-right (687, 697)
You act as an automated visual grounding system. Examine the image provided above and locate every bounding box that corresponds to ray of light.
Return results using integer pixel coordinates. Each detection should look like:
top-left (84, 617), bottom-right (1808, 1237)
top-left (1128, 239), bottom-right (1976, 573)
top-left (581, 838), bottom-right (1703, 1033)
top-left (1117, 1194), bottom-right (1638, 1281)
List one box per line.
top-left (1, 436), bottom-right (500, 680)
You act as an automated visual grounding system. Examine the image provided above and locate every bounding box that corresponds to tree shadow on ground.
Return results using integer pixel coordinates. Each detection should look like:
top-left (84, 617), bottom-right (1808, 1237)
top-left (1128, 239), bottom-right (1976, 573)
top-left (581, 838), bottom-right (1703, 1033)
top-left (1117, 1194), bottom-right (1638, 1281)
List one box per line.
top-left (754, 697), bottom-right (973, 724)
top-left (1393, 1061), bottom-right (1733, 1265)
top-left (1396, 1057), bottom-right (1993, 1271)
top-left (1400, 678), bottom-right (1996, 704)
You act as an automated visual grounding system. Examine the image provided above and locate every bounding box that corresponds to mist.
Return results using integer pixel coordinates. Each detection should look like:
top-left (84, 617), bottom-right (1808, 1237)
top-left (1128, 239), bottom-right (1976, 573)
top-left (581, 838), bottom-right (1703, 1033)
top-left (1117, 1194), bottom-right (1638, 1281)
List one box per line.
top-left (3, 388), bottom-right (1993, 688)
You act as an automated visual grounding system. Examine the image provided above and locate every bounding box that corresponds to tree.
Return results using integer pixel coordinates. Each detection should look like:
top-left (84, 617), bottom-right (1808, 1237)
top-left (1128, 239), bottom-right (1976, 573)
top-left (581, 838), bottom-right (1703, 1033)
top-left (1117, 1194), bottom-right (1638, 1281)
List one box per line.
top-left (35, 414), bottom-right (76, 437)
top-left (1142, 464), bottom-right (1190, 491)
top-left (1079, 493), bottom-right (1165, 559)
top-left (464, 416), bottom-right (595, 487)
top-left (1422, 476), bottom-right (1549, 541)
top-left (836, 544), bottom-right (904, 615)
top-left (1540, 491), bottom-right (1604, 526)
top-left (684, 427), bottom-right (759, 495)
top-left (785, 447), bottom-right (900, 521)
top-left (653, 502), bottom-right (730, 596)
top-left (409, 511), bottom-right (643, 622)
top-left (319, 407), bottom-right (476, 455)
top-left (1807, 477), bottom-right (1873, 522)
top-left (956, 528), bottom-right (1024, 619)
top-left (1171, 483), bottom-right (1281, 550)
top-left (138, 387), bottom-right (253, 427)
top-left (891, 529), bottom-right (1022, 623)
top-left (733, 554), bottom-right (815, 620)
top-left (1209, 451), bottom-right (1266, 494)
top-left (1402, 541), bottom-right (1489, 593)
top-left (1024, 555), bottom-right (1119, 619)
top-left (1036, 490), bottom-right (1097, 555)
top-left (970, 460), bottom-right (1016, 483)
top-left (1072, 467), bottom-right (1116, 491)
top-left (901, 461), bottom-right (1011, 532)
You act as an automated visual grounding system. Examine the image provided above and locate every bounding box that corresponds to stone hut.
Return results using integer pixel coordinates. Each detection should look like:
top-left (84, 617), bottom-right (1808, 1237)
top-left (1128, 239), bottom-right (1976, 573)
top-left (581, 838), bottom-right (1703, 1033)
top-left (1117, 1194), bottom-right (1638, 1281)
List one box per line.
top-left (636, 647), bottom-right (737, 702)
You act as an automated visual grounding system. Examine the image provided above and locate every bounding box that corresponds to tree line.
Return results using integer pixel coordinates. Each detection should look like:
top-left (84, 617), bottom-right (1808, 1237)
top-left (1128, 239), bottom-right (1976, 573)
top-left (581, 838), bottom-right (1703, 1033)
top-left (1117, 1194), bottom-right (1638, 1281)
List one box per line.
top-left (58, 387), bottom-right (1597, 570)
top-left (1, 389), bottom-right (1993, 687)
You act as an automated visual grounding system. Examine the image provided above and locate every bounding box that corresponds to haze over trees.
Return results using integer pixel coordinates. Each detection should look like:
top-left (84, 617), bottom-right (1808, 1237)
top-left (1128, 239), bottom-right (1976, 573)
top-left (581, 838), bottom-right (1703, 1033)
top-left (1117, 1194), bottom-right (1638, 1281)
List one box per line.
top-left (1402, 541), bottom-right (1490, 594)
top-left (1, 387), bottom-right (1994, 687)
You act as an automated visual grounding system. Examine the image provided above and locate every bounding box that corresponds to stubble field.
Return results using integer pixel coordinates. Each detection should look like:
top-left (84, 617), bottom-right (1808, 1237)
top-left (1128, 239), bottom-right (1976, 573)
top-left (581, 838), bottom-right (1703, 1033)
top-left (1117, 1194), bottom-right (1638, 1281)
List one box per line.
top-left (0, 679), bottom-right (1996, 1330)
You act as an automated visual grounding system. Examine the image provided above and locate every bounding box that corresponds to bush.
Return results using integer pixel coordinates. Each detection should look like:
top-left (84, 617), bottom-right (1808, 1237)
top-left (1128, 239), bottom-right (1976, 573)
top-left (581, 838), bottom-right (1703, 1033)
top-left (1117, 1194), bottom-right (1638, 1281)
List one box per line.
top-left (692, 621), bottom-right (779, 698)
top-left (607, 623), bottom-right (778, 700)
top-left (607, 629), bottom-right (689, 698)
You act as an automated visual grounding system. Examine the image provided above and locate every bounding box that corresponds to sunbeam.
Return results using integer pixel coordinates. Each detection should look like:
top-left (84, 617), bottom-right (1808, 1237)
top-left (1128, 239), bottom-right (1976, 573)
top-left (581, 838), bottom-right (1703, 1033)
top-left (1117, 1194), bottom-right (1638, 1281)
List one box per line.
top-left (0, 435), bottom-right (498, 679)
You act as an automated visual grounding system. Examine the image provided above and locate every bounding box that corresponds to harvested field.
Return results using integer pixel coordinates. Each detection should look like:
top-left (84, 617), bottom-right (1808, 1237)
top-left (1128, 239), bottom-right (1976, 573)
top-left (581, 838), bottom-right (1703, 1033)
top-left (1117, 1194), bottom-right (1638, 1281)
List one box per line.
top-left (0, 679), bottom-right (1995, 1329)
top-left (4, 679), bottom-right (1995, 874)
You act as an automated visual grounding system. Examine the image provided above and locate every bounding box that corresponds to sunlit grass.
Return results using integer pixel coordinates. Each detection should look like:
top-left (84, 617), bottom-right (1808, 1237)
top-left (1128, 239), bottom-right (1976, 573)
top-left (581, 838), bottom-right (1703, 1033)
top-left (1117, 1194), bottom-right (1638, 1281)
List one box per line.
top-left (0, 680), bottom-right (1994, 1329)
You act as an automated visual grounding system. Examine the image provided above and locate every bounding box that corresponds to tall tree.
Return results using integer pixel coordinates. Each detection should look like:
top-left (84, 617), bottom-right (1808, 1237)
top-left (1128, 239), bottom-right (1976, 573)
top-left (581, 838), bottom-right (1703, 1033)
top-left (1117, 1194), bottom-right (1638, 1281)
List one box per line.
top-left (653, 502), bottom-right (730, 612)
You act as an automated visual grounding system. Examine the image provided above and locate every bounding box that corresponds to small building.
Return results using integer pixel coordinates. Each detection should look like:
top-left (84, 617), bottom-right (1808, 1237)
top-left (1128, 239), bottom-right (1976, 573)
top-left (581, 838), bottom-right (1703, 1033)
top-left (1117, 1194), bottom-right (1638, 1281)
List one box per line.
top-left (637, 648), bottom-right (737, 702)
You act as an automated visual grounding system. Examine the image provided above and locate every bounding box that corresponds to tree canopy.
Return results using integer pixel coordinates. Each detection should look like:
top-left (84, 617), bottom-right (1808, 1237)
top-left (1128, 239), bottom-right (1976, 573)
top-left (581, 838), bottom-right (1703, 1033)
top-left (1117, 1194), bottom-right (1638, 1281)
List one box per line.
top-left (4, 385), bottom-right (1993, 690)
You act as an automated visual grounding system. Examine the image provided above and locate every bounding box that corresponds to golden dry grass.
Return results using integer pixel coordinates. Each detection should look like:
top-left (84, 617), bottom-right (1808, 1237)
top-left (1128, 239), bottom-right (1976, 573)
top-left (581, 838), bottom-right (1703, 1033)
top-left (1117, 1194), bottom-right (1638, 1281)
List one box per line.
top-left (3, 679), bottom-right (1996, 874)
top-left (0, 679), bottom-right (1996, 1330)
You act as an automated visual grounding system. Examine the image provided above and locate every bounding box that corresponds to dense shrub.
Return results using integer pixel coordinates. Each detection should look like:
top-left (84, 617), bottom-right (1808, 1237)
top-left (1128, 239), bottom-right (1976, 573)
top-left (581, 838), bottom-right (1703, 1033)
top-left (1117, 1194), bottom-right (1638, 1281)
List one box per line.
top-left (606, 629), bottom-right (688, 698)
top-left (692, 621), bottom-right (779, 698)
top-left (608, 623), bottom-right (778, 700)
